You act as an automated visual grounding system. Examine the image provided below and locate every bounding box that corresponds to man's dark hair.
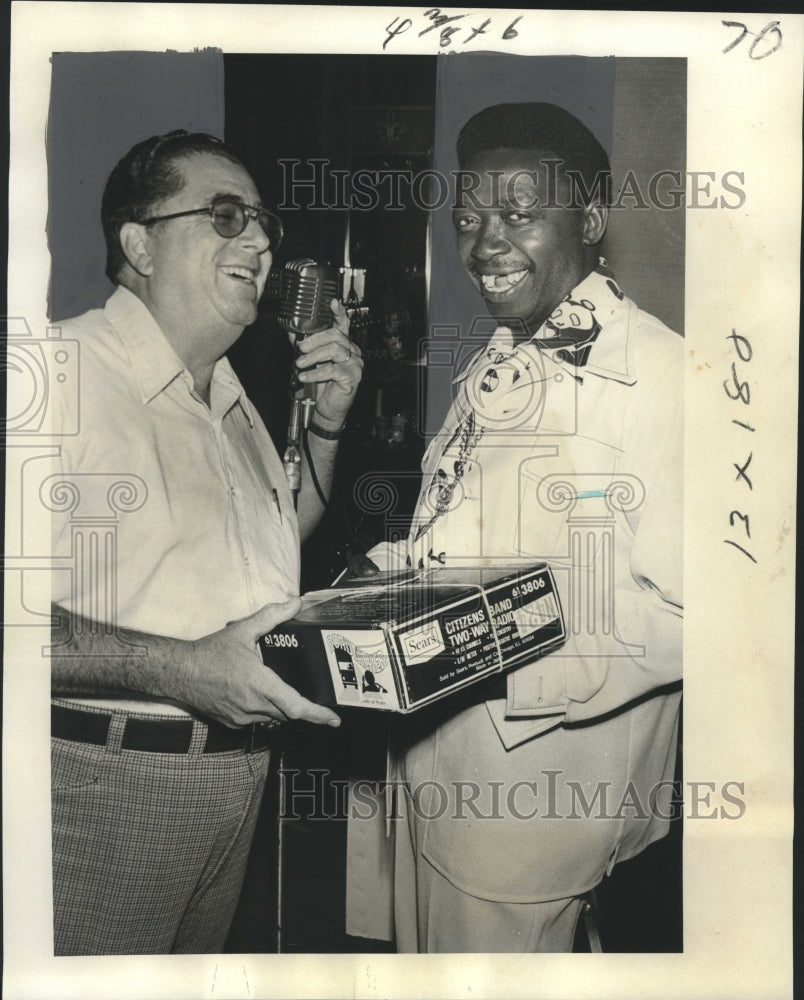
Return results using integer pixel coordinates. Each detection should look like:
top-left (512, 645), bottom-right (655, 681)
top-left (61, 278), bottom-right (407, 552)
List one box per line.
top-left (456, 103), bottom-right (611, 207)
top-left (101, 130), bottom-right (244, 283)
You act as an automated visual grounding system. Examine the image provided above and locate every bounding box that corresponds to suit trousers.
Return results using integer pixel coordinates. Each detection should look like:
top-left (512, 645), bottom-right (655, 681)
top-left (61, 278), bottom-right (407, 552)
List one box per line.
top-left (393, 776), bottom-right (584, 952)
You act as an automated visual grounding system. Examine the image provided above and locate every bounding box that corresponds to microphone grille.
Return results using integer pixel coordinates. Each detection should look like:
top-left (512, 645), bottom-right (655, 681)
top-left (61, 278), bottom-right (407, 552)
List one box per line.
top-left (279, 259), bottom-right (341, 335)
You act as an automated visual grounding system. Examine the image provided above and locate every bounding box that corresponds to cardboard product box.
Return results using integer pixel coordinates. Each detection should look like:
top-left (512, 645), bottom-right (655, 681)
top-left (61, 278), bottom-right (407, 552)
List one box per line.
top-left (259, 563), bottom-right (566, 713)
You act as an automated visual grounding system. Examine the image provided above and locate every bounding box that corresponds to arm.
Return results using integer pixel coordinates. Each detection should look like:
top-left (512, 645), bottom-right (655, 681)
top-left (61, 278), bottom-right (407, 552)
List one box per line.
top-left (292, 299), bottom-right (363, 542)
top-left (562, 389), bottom-right (683, 722)
top-left (504, 345), bottom-right (684, 727)
top-left (50, 598), bottom-right (341, 729)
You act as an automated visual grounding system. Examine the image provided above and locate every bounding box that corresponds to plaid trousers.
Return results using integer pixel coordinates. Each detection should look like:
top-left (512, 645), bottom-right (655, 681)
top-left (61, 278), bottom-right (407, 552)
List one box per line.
top-left (51, 715), bottom-right (270, 955)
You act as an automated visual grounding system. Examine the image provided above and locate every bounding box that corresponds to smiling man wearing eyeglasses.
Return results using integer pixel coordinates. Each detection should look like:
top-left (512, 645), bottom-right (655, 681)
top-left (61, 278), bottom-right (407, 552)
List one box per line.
top-left (48, 131), bottom-right (363, 954)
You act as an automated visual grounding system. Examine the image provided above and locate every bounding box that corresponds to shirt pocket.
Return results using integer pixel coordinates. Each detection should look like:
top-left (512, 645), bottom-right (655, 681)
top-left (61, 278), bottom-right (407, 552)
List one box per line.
top-left (514, 435), bottom-right (623, 564)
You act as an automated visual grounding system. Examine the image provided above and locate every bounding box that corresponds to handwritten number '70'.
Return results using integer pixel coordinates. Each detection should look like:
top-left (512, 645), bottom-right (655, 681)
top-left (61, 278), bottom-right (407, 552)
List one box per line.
top-left (722, 20), bottom-right (782, 60)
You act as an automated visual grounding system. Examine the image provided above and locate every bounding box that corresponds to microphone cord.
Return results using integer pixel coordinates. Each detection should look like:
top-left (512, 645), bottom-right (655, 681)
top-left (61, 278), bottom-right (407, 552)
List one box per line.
top-left (302, 428), bottom-right (330, 512)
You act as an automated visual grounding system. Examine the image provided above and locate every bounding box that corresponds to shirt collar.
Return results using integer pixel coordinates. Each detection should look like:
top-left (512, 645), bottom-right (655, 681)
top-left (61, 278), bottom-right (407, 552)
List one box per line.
top-left (531, 260), bottom-right (636, 385)
top-left (209, 356), bottom-right (255, 426)
top-left (104, 286), bottom-right (254, 424)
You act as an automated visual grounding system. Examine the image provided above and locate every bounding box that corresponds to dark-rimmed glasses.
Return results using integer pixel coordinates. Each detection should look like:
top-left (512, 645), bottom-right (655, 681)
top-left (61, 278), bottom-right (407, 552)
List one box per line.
top-left (142, 197), bottom-right (283, 249)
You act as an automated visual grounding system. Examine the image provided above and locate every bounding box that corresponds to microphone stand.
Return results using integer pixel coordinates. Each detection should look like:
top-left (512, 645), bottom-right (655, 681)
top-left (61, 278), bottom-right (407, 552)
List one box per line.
top-left (283, 347), bottom-right (317, 510)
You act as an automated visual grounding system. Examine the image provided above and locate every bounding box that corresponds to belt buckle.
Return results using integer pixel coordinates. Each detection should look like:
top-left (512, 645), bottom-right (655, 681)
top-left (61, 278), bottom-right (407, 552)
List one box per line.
top-left (244, 723), bottom-right (260, 754)
top-left (244, 720), bottom-right (278, 753)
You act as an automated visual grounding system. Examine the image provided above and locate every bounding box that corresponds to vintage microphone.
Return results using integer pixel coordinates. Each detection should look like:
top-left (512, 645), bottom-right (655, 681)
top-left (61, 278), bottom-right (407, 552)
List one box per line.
top-left (278, 259), bottom-right (341, 505)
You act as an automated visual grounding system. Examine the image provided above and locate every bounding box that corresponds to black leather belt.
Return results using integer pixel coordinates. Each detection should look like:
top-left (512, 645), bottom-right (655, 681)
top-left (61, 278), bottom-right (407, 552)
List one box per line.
top-left (51, 704), bottom-right (277, 754)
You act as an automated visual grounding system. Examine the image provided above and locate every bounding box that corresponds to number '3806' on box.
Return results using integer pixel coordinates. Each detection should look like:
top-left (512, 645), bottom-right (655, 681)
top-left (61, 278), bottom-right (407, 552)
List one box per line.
top-left (259, 563), bottom-right (566, 713)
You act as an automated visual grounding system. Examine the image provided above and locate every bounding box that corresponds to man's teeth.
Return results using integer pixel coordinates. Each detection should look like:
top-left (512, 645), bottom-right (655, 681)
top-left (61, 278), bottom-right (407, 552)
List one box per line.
top-left (223, 267), bottom-right (254, 282)
top-left (480, 270), bottom-right (528, 292)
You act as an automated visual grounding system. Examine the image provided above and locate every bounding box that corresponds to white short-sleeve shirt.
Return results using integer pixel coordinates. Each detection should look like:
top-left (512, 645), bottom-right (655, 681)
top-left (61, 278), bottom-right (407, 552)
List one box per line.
top-left (51, 286), bottom-right (300, 715)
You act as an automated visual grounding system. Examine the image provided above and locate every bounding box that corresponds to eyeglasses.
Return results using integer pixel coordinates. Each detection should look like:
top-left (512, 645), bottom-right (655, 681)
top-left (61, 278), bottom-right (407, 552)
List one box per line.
top-left (142, 197), bottom-right (283, 249)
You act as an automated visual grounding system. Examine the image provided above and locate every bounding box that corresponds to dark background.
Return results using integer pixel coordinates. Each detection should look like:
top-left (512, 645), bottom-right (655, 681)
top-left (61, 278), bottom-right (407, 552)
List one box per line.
top-left (224, 54), bottom-right (438, 591)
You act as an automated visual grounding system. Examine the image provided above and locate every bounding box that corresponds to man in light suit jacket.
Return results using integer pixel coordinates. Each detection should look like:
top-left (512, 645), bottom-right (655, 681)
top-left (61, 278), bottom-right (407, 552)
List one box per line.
top-left (349, 102), bottom-right (682, 952)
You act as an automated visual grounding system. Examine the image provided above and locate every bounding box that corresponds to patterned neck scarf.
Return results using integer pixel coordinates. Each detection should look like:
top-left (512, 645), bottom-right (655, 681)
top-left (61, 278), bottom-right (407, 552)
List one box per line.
top-left (529, 257), bottom-right (623, 377)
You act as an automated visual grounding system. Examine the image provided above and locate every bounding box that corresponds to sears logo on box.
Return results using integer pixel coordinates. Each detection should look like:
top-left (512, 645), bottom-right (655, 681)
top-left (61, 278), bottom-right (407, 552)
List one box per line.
top-left (398, 621), bottom-right (446, 665)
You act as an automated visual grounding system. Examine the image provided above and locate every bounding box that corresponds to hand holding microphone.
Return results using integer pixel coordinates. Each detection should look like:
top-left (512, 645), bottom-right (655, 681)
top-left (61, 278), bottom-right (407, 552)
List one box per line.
top-left (278, 259), bottom-right (363, 431)
top-left (278, 260), bottom-right (364, 503)
top-left (294, 301), bottom-right (362, 426)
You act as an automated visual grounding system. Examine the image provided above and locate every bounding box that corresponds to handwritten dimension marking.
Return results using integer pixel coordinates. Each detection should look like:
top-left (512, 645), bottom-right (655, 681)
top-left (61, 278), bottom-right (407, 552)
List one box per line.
top-left (723, 329), bottom-right (757, 563)
top-left (384, 9), bottom-right (522, 50)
